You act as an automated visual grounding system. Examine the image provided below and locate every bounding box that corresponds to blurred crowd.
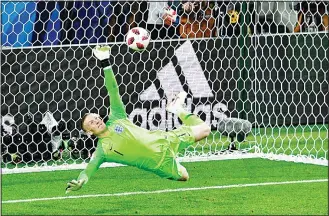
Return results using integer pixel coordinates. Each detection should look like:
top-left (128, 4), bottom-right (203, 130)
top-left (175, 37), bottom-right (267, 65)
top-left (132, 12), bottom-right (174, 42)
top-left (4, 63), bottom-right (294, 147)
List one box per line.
top-left (107, 1), bottom-right (328, 41)
top-left (3, 1), bottom-right (327, 47)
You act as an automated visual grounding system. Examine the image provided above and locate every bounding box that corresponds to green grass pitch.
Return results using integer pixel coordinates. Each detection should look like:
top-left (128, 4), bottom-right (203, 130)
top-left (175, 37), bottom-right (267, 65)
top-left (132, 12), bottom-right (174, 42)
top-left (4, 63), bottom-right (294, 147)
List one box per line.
top-left (2, 125), bottom-right (328, 215)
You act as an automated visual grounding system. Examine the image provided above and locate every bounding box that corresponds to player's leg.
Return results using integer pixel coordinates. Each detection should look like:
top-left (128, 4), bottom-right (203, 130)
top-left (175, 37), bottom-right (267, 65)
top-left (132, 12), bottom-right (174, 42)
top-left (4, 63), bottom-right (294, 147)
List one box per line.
top-left (166, 91), bottom-right (211, 141)
top-left (156, 157), bottom-right (189, 181)
top-left (167, 92), bottom-right (203, 126)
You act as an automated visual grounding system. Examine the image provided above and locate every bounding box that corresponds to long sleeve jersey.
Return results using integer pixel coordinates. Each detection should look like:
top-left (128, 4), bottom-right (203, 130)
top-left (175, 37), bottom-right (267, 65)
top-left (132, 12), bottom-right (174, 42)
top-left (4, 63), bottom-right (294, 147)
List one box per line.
top-left (77, 67), bottom-right (173, 183)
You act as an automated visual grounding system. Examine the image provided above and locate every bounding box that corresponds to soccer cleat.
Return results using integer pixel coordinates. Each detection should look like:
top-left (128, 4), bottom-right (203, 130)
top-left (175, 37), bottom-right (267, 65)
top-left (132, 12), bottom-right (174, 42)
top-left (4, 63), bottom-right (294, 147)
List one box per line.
top-left (166, 91), bottom-right (188, 114)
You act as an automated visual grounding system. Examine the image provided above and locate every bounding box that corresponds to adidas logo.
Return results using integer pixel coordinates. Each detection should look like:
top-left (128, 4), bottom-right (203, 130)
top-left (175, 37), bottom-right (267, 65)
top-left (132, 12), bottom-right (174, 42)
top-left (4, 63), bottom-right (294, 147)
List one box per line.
top-left (139, 41), bottom-right (213, 100)
top-left (128, 41), bottom-right (227, 130)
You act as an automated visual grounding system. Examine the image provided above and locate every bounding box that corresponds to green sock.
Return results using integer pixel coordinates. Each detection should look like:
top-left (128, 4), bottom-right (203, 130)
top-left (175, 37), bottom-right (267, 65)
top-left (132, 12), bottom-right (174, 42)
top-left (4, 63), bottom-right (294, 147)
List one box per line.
top-left (178, 110), bottom-right (204, 126)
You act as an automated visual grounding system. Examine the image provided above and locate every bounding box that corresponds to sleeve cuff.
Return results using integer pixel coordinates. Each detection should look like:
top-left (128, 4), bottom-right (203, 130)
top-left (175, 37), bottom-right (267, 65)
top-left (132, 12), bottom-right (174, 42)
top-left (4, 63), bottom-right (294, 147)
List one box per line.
top-left (101, 59), bottom-right (111, 68)
top-left (78, 172), bottom-right (89, 184)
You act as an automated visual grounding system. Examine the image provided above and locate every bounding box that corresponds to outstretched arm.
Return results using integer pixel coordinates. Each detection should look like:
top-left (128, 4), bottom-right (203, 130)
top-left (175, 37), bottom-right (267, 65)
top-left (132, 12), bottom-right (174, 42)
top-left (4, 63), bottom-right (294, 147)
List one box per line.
top-left (66, 146), bottom-right (104, 193)
top-left (93, 45), bottom-right (127, 120)
top-left (103, 66), bottom-right (127, 120)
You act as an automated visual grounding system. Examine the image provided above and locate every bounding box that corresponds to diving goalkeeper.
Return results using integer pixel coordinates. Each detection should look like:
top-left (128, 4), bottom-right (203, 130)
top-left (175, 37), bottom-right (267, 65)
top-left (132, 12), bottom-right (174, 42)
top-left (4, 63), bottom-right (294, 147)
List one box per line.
top-left (65, 46), bottom-right (211, 193)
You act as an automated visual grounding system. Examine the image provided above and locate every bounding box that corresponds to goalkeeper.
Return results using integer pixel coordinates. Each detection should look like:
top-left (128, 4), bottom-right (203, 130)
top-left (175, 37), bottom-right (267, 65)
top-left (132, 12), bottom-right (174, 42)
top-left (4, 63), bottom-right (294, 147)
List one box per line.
top-left (66, 46), bottom-right (211, 193)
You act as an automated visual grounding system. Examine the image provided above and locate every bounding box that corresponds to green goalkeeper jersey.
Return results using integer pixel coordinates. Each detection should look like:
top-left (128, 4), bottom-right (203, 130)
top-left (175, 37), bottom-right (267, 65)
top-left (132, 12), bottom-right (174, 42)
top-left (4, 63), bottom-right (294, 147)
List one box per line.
top-left (77, 67), bottom-right (185, 183)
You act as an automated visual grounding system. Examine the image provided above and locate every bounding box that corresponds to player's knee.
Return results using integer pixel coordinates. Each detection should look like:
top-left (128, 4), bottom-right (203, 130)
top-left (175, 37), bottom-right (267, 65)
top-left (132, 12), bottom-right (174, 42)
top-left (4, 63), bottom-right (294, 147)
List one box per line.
top-left (191, 123), bottom-right (211, 141)
top-left (204, 123), bottom-right (211, 136)
top-left (179, 171), bottom-right (189, 181)
top-left (178, 166), bottom-right (189, 181)
top-left (179, 175), bottom-right (189, 181)
top-left (201, 123), bottom-right (211, 138)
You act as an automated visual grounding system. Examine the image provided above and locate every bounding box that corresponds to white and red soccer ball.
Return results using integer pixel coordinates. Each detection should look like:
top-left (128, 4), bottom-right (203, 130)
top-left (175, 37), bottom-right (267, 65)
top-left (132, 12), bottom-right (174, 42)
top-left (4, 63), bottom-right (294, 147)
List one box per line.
top-left (126, 27), bottom-right (150, 51)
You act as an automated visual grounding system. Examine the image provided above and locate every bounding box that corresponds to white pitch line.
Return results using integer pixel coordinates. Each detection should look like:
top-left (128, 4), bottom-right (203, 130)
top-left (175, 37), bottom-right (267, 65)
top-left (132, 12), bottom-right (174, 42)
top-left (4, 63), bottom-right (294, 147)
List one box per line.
top-left (2, 179), bottom-right (327, 204)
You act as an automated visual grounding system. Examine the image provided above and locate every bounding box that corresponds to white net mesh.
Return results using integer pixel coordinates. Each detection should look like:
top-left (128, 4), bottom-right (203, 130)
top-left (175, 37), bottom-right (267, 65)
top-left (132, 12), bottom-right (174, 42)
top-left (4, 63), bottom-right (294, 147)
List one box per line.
top-left (1, 1), bottom-right (328, 173)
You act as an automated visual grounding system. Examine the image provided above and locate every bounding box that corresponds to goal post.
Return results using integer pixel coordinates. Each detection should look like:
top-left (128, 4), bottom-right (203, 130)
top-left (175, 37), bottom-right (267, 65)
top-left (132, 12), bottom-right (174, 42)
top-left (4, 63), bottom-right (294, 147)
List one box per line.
top-left (1, 1), bottom-right (328, 174)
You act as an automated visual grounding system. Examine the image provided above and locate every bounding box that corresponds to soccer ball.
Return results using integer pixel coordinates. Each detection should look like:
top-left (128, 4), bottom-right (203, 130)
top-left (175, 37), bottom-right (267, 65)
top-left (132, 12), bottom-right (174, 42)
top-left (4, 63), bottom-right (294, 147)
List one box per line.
top-left (126, 27), bottom-right (150, 51)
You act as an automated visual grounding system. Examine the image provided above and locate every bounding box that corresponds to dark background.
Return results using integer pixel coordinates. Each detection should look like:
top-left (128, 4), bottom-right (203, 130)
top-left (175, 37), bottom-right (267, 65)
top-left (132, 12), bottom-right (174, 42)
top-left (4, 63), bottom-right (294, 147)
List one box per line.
top-left (1, 34), bottom-right (328, 135)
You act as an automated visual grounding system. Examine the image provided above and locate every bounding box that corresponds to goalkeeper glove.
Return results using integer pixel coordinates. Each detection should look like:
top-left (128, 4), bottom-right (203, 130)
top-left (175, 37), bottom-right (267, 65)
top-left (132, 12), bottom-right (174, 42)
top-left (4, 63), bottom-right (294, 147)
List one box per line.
top-left (92, 45), bottom-right (111, 68)
top-left (65, 179), bottom-right (85, 194)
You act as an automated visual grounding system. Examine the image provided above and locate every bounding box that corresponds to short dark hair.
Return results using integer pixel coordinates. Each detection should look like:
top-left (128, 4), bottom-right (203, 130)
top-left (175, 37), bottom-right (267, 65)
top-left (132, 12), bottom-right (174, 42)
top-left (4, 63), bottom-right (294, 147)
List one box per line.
top-left (81, 113), bottom-right (89, 132)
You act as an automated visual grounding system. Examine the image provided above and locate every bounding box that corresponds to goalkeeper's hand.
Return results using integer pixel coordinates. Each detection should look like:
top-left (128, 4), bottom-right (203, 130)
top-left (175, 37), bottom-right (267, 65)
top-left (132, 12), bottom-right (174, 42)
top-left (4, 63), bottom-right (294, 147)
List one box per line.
top-left (92, 45), bottom-right (110, 61)
top-left (65, 179), bottom-right (85, 194)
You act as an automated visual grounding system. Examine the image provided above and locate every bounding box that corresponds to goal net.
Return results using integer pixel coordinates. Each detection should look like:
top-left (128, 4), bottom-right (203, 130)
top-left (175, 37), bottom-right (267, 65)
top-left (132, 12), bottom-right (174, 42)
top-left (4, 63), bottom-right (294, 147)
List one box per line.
top-left (1, 1), bottom-right (328, 174)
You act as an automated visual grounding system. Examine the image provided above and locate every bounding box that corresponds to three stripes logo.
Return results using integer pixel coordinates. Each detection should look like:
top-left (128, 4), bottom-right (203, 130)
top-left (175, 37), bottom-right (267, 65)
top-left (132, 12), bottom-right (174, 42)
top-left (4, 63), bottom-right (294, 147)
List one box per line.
top-left (139, 41), bottom-right (213, 101)
top-left (128, 41), bottom-right (227, 130)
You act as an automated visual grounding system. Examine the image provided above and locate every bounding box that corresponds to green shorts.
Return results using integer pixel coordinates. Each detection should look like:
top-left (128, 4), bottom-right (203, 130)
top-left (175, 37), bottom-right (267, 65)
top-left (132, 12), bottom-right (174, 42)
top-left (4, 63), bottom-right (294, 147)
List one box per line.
top-left (154, 125), bottom-right (195, 180)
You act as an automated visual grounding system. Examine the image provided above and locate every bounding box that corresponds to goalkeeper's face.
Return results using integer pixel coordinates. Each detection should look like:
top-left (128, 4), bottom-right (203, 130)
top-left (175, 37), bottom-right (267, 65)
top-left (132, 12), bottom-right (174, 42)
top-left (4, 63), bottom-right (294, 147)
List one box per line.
top-left (82, 113), bottom-right (106, 136)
